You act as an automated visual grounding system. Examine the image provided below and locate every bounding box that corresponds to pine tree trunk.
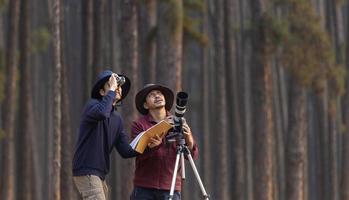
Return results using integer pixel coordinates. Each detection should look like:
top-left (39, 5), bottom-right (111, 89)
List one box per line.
top-left (239, 0), bottom-right (254, 198)
top-left (201, 0), bottom-right (212, 195)
top-left (250, 0), bottom-right (274, 199)
top-left (0, 0), bottom-right (20, 199)
top-left (328, 97), bottom-right (339, 200)
top-left (273, 63), bottom-right (287, 200)
top-left (138, 0), bottom-right (157, 83)
top-left (327, 2), bottom-right (341, 199)
top-left (319, 12), bottom-right (331, 200)
top-left (212, 0), bottom-right (229, 199)
top-left (92, 0), bottom-right (105, 75)
top-left (156, 0), bottom-right (183, 91)
top-left (341, 4), bottom-right (349, 198)
top-left (225, 0), bottom-right (245, 199)
top-left (315, 90), bottom-right (330, 200)
top-left (285, 78), bottom-right (306, 200)
top-left (52, 0), bottom-right (62, 199)
top-left (17, 0), bottom-right (34, 199)
top-left (342, 72), bottom-right (349, 200)
top-left (81, 0), bottom-right (94, 99)
top-left (60, 25), bottom-right (74, 200)
top-left (216, 32), bottom-right (229, 200)
top-left (120, 0), bottom-right (138, 199)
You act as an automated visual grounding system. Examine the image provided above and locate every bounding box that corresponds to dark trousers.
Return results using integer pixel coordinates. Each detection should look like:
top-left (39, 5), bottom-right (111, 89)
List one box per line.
top-left (130, 186), bottom-right (181, 200)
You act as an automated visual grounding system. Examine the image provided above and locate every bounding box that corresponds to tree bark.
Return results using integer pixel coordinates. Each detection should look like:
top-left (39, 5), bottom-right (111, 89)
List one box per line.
top-left (328, 97), bottom-right (339, 200)
top-left (92, 0), bottom-right (105, 75)
top-left (60, 16), bottom-right (74, 200)
top-left (250, 0), bottom-right (274, 199)
top-left (120, 0), bottom-right (138, 199)
top-left (225, 0), bottom-right (245, 199)
top-left (273, 62), bottom-right (287, 200)
top-left (81, 0), bottom-right (94, 99)
top-left (201, 0), bottom-right (212, 196)
top-left (138, 0), bottom-right (157, 83)
top-left (342, 78), bottom-right (349, 200)
top-left (327, 2), bottom-right (341, 200)
top-left (17, 0), bottom-right (34, 199)
top-left (212, 0), bottom-right (229, 199)
top-left (0, 0), bottom-right (20, 199)
top-left (52, 0), bottom-right (62, 199)
top-left (239, 0), bottom-right (254, 198)
top-left (285, 77), bottom-right (306, 200)
top-left (315, 90), bottom-right (330, 200)
top-left (156, 0), bottom-right (183, 91)
top-left (341, 3), bottom-right (349, 199)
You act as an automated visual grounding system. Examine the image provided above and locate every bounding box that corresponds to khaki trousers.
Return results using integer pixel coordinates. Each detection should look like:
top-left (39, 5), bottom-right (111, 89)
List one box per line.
top-left (73, 175), bottom-right (109, 200)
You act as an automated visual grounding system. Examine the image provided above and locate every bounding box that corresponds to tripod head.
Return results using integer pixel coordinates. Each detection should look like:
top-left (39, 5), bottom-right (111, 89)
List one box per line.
top-left (166, 92), bottom-right (188, 145)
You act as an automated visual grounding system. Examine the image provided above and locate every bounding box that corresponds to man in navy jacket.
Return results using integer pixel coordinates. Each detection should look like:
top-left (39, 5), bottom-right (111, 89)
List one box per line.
top-left (73, 70), bottom-right (139, 200)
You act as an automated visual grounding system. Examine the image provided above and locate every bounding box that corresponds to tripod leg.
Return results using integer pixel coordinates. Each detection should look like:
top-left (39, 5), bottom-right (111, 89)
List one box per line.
top-left (169, 153), bottom-right (181, 200)
top-left (181, 152), bottom-right (185, 180)
top-left (186, 154), bottom-right (210, 200)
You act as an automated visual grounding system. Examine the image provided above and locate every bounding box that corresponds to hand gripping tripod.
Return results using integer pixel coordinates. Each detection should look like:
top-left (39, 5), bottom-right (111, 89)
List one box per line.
top-left (168, 118), bottom-right (210, 200)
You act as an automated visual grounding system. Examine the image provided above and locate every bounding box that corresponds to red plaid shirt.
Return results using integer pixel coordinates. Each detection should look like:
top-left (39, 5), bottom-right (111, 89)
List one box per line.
top-left (131, 113), bottom-right (198, 191)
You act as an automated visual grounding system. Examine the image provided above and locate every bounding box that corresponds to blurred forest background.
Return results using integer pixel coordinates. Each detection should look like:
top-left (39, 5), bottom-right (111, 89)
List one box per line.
top-left (1, 0), bottom-right (349, 200)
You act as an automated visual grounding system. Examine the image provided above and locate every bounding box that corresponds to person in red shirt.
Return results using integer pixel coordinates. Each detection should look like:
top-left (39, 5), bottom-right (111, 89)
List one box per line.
top-left (130, 84), bottom-right (198, 200)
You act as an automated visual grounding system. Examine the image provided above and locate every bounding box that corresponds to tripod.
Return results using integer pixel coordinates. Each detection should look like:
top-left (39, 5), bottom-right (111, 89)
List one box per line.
top-left (168, 132), bottom-right (210, 200)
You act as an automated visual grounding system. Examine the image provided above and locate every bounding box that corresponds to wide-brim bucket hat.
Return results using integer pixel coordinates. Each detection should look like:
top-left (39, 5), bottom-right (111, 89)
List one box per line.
top-left (91, 70), bottom-right (130, 102)
top-left (135, 84), bottom-right (174, 115)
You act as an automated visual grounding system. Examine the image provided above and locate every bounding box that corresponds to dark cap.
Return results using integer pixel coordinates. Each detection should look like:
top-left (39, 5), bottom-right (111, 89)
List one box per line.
top-left (91, 70), bottom-right (130, 102)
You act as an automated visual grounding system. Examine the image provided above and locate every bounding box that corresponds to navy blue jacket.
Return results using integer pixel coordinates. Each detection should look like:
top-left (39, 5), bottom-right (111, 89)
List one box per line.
top-left (73, 91), bottom-right (138, 180)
